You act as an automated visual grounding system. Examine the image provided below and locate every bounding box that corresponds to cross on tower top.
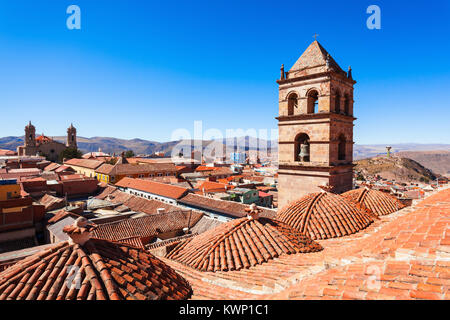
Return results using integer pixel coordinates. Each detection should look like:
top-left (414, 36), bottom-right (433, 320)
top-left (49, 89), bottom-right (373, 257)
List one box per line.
top-left (313, 33), bottom-right (319, 41)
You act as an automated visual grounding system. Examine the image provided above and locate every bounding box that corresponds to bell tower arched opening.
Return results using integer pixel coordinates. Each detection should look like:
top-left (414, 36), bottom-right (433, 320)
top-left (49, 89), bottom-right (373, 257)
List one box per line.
top-left (335, 91), bottom-right (341, 114)
top-left (307, 90), bottom-right (319, 114)
top-left (344, 94), bottom-right (350, 115)
top-left (294, 133), bottom-right (310, 162)
top-left (287, 93), bottom-right (298, 116)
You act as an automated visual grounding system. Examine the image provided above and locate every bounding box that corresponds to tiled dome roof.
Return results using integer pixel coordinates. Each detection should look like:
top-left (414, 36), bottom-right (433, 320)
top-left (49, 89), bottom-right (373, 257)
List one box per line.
top-left (277, 192), bottom-right (374, 240)
top-left (342, 188), bottom-right (405, 217)
top-left (166, 217), bottom-right (322, 272)
top-left (36, 134), bottom-right (53, 143)
top-left (0, 238), bottom-right (192, 300)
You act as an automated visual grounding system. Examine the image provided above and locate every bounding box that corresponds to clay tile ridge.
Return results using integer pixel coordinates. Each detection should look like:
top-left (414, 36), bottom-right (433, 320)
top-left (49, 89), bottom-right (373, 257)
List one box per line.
top-left (342, 188), bottom-right (406, 217)
top-left (0, 219), bottom-right (192, 300)
top-left (277, 191), bottom-right (375, 240)
top-left (167, 205), bottom-right (322, 272)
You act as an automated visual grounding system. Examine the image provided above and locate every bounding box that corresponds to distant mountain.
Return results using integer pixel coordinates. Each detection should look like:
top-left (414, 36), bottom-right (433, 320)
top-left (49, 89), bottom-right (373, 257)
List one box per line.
top-left (355, 156), bottom-right (437, 183)
top-left (395, 150), bottom-right (450, 176)
top-left (353, 144), bottom-right (450, 160)
top-left (0, 136), bottom-right (278, 157)
top-left (0, 136), bottom-right (24, 151)
top-left (1, 135), bottom-right (449, 164)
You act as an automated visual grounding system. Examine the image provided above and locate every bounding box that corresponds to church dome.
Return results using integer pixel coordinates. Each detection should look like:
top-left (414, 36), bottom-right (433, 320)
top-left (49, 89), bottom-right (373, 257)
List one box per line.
top-left (342, 187), bottom-right (405, 217)
top-left (277, 191), bottom-right (374, 240)
top-left (166, 216), bottom-right (322, 272)
top-left (36, 134), bottom-right (53, 144)
top-left (0, 219), bottom-right (191, 300)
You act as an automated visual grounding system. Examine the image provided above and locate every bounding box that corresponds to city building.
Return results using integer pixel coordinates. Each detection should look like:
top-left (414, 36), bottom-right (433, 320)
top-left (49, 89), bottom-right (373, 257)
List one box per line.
top-left (17, 122), bottom-right (78, 162)
top-left (64, 158), bottom-right (104, 178)
top-left (0, 179), bottom-right (21, 201)
top-left (95, 162), bottom-right (178, 184)
top-left (115, 177), bottom-right (189, 204)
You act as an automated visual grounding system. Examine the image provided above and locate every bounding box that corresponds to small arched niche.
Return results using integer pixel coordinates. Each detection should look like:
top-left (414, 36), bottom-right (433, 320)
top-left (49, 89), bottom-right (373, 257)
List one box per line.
top-left (338, 134), bottom-right (346, 161)
top-left (307, 90), bottom-right (319, 114)
top-left (335, 90), bottom-right (341, 114)
top-left (287, 93), bottom-right (298, 116)
top-left (294, 133), bottom-right (310, 162)
top-left (344, 94), bottom-right (350, 115)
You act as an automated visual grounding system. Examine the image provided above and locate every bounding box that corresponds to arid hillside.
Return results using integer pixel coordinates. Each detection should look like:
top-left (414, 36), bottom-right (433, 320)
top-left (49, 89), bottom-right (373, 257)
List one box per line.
top-left (355, 156), bottom-right (437, 183)
top-left (395, 150), bottom-right (450, 176)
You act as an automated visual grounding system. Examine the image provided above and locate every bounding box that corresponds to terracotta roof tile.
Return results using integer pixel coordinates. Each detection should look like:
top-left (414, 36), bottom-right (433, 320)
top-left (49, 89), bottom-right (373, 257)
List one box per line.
top-left (167, 216), bottom-right (322, 272)
top-left (113, 237), bottom-right (145, 249)
top-left (64, 158), bottom-right (104, 170)
top-left (116, 177), bottom-right (188, 200)
top-left (179, 193), bottom-right (276, 219)
top-left (270, 188), bottom-right (450, 300)
top-left (39, 194), bottom-right (66, 211)
top-left (44, 163), bottom-right (61, 172)
top-left (47, 210), bottom-right (82, 224)
top-left (277, 191), bottom-right (374, 240)
top-left (196, 181), bottom-right (234, 193)
top-left (0, 238), bottom-right (191, 300)
top-left (342, 188), bottom-right (406, 217)
top-left (162, 188), bottom-right (450, 300)
top-left (96, 163), bottom-right (177, 175)
top-left (92, 210), bottom-right (203, 243)
top-left (96, 187), bottom-right (182, 214)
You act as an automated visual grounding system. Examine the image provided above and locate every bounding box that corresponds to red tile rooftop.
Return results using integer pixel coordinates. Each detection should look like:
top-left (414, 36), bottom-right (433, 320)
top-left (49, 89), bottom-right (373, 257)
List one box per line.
top-left (92, 210), bottom-right (203, 244)
top-left (116, 177), bottom-right (189, 200)
top-left (0, 219), bottom-right (192, 300)
top-left (178, 193), bottom-right (276, 219)
top-left (0, 149), bottom-right (16, 156)
top-left (163, 187), bottom-right (450, 300)
top-left (277, 191), bottom-right (375, 240)
top-left (39, 194), bottom-right (66, 211)
top-left (167, 216), bottom-right (322, 272)
top-left (44, 163), bottom-right (61, 172)
top-left (196, 180), bottom-right (234, 193)
top-left (96, 186), bottom-right (181, 215)
top-left (64, 158), bottom-right (104, 169)
top-left (47, 209), bottom-right (82, 224)
top-left (342, 187), bottom-right (406, 217)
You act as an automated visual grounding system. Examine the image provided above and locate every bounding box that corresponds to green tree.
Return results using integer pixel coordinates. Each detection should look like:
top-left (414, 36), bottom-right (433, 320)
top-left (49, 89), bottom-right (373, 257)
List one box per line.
top-left (124, 150), bottom-right (135, 158)
top-left (59, 147), bottom-right (83, 162)
top-left (356, 172), bottom-right (366, 181)
top-left (105, 158), bottom-right (118, 165)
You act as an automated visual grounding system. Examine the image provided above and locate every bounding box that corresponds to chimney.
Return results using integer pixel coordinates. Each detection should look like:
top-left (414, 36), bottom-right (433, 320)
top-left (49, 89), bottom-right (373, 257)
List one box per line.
top-left (157, 208), bottom-right (165, 214)
top-left (63, 217), bottom-right (96, 246)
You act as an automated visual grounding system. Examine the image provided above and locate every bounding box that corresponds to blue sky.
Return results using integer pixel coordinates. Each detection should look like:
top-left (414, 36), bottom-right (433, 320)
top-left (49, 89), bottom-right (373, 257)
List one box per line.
top-left (0, 0), bottom-right (449, 144)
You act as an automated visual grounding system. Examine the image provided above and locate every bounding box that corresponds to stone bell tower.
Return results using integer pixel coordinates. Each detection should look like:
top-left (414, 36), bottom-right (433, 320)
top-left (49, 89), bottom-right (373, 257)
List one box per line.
top-left (17, 121), bottom-right (37, 156)
top-left (24, 121), bottom-right (36, 147)
top-left (67, 123), bottom-right (77, 149)
top-left (276, 40), bottom-right (356, 209)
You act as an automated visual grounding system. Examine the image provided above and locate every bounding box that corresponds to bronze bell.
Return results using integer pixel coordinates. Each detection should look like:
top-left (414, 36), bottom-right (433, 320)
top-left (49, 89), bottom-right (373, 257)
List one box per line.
top-left (298, 141), bottom-right (310, 162)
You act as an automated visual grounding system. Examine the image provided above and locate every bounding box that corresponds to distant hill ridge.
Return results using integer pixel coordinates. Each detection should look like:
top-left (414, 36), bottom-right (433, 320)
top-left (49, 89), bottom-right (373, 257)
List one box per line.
top-left (395, 150), bottom-right (450, 176)
top-left (1, 135), bottom-right (449, 162)
top-left (355, 155), bottom-right (438, 183)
